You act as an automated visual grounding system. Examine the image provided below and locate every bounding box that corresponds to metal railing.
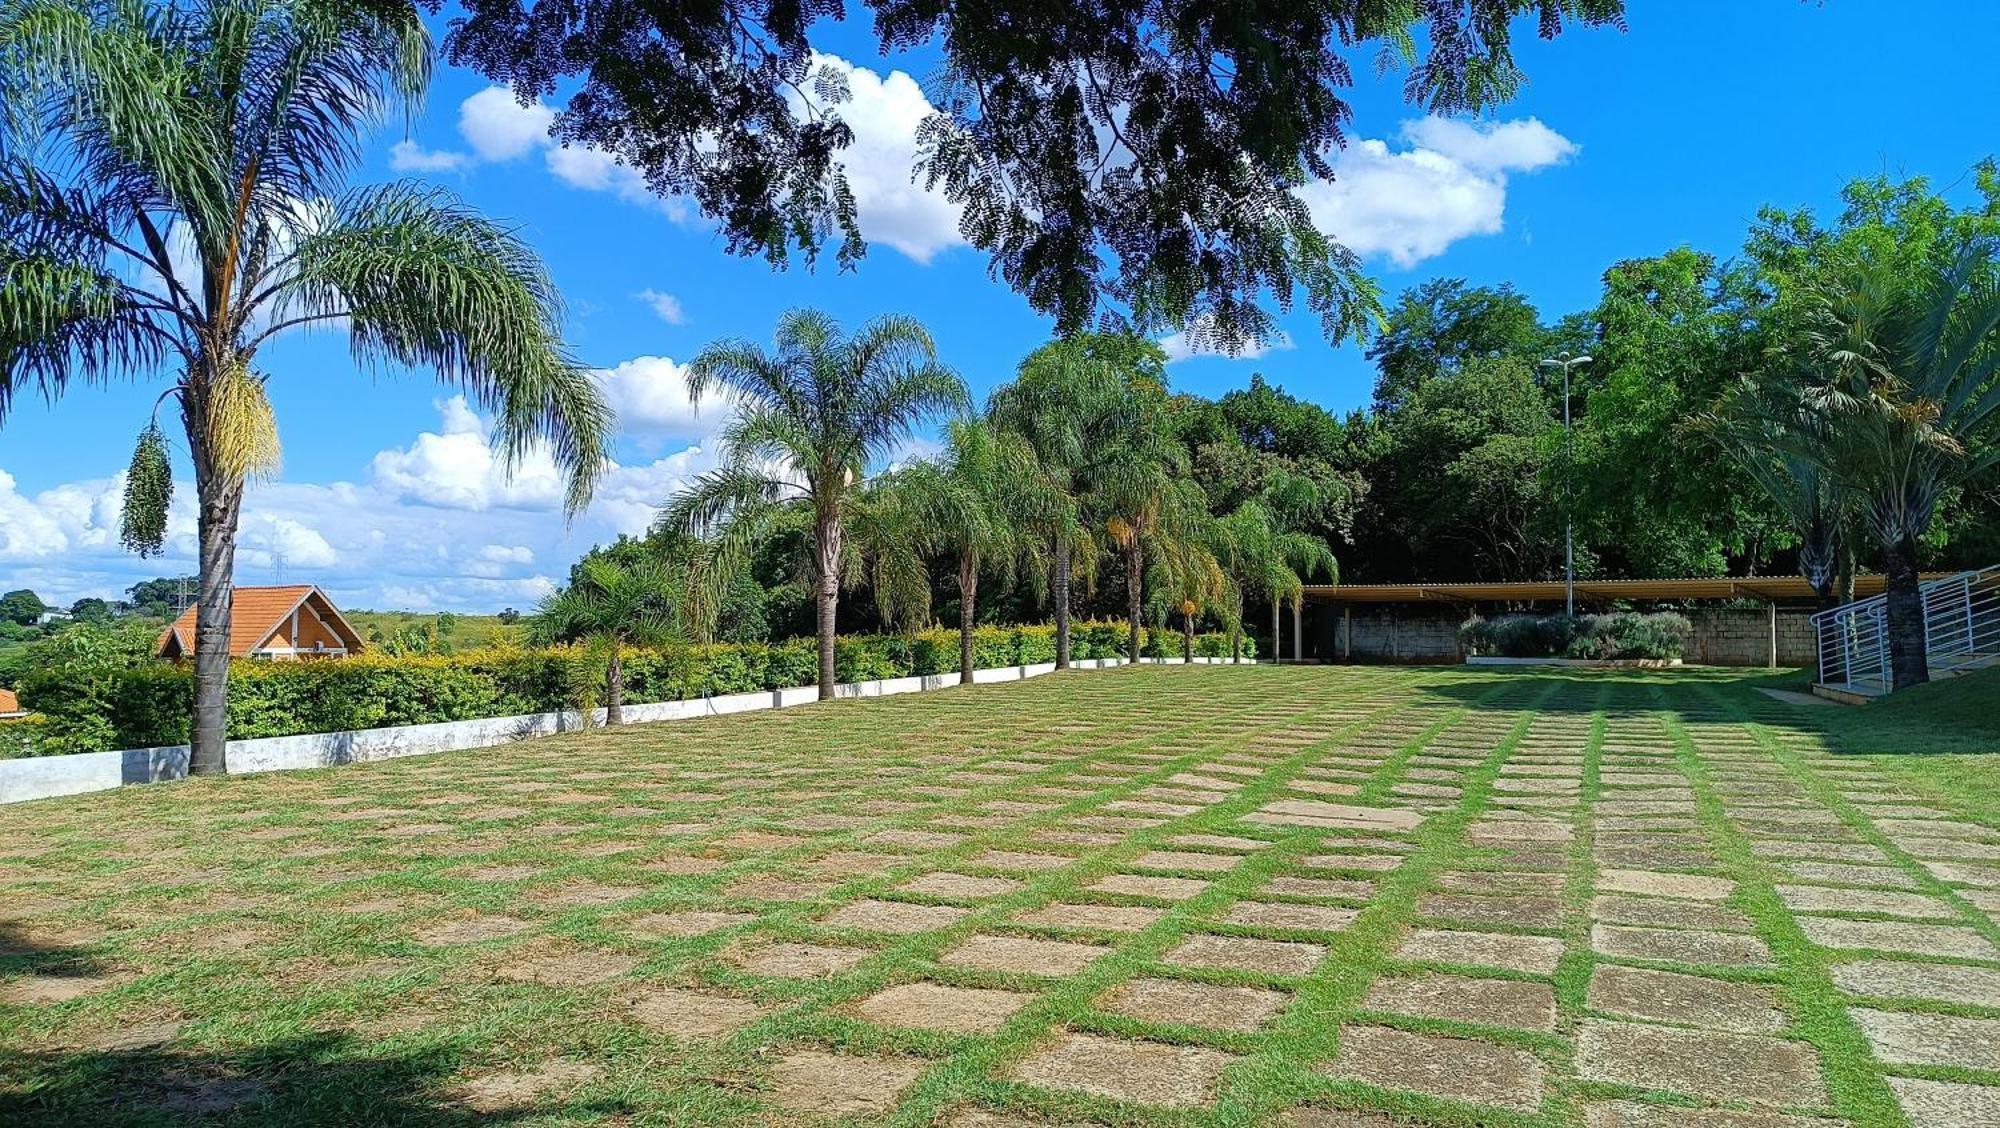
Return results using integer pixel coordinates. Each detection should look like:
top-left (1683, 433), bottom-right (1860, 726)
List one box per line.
top-left (1811, 564), bottom-right (2000, 693)
top-left (1925, 564), bottom-right (2000, 678)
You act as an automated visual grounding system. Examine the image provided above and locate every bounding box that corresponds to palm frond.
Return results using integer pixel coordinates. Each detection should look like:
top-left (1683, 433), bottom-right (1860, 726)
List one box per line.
top-left (845, 476), bottom-right (933, 630)
top-left (659, 462), bottom-right (788, 539)
top-left (279, 180), bottom-right (608, 513)
top-left (0, 251), bottom-right (165, 413)
top-left (686, 337), bottom-right (808, 422)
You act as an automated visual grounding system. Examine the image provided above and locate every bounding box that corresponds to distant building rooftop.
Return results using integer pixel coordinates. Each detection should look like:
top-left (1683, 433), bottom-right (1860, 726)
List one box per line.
top-left (156, 585), bottom-right (364, 660)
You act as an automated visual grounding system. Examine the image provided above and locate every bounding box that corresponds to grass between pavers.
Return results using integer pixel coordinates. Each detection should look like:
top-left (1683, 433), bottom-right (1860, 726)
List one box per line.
top-left (0, 666), bottom-right (1405, 1125)
top-left (1653, 682), bottom-right (1903, 1127)
top-left (1704, 679), bottom-right (2000, 1106)
top-left (0, 664), bottom-right (1994, 1126)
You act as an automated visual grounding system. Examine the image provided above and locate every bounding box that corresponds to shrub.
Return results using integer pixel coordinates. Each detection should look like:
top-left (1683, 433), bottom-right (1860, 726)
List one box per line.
top-left (21, 622), bottom-right (1232, 755)
top-left (1459, 614), bottom-right (1577, 658)
top-left (1569, 611), bottom-right (1692, 660)
top-left (0, 715), bottom-right (51, 760)
top-left (1459, 612), bottom-right (1689, 661)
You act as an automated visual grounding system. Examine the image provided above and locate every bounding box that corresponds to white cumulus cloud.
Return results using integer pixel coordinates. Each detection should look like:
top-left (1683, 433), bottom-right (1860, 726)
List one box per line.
top-left (458, 87), bottom-right (557, 162)
top-left (592, 355), bottom-right (737, 440)
top-left (1160, 321), bottom-right (1296, 364)
top-left (368, 396), bottom-right (569, 512)
top-left (636, 289), bottom-right (686, 325)
top-left (388, 139), bottom-right (471, 173)
top-left (1296, 115), bottom-right (1577, 269)
top-left (239, 515), bottom-right (338, 571)
top-left (454, 87), bottom-right (675, 212)
top-left (542, 143), bottom-right (662, 207)
top-left (1397, 116), bottom-right (1577, 173)
top-left (800, 53), bottom-right (966, 263)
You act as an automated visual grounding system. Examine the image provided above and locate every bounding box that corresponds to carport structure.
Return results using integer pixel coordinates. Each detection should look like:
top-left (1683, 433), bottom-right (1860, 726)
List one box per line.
top-left (1295, 575), bottom-right (1944, 667)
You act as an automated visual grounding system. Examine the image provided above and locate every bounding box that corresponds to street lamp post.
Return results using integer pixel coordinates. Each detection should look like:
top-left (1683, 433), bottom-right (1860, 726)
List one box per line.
top-left (1538, 351), bottom-right (1591, 618)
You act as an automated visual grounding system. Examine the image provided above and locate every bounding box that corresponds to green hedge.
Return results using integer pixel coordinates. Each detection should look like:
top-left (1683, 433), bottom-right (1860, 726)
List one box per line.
top-left (15, 621), bottom-right (1231, 755)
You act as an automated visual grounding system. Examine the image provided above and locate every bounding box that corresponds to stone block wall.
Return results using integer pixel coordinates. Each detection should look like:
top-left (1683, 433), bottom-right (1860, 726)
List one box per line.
top-left (1685, 608), bottom-right (1817, 667)
top-left (1331, 610), bottom-right (1467, 663)
top-left (1323, 606), bottom-right (1819, 668)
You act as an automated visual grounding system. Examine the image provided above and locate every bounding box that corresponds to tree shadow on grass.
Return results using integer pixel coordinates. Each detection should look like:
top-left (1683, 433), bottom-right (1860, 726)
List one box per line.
top-left (1412, 667), bottom-right (1852, 740)
top-left (0, 926), bottom-right (636, 1125)
top-left (0, 1029), bottom-right (630, 1127)
top-left (1409, 666), bottom-right (2000, 758)
top-left (0, 919), bottom-right (108, 976)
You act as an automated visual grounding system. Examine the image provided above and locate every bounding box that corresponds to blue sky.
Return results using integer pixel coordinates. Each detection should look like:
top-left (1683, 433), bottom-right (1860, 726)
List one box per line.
top-left (4, 1), bottom-right (1997, 612)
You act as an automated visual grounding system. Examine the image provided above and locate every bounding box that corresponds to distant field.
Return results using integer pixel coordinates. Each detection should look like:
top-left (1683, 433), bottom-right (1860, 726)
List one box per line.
top-left (343, 610), bottom-right (523, 651)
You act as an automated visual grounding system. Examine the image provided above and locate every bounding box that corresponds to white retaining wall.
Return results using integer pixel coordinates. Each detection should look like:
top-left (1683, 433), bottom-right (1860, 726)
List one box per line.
top-left (0, 655), bottom-right (1186, 806)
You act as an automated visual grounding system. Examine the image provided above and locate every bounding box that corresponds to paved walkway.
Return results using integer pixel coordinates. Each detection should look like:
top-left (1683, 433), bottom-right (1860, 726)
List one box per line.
top-left (0, 666), bottom-right (1995, 1125)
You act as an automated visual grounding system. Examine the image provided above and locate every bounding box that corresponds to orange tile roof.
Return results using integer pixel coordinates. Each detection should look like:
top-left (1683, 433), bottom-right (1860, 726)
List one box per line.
top-left (0, 688), bottom-right (19, 715)
top-left (155, 585), bottom-right (361, 658)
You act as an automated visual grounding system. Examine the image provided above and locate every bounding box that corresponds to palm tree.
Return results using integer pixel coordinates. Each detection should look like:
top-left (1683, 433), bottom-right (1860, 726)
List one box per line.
top-left (1696, 373), bottom-right (1856, 613)
top-left (988, 342), bottom-right (1113, 669)
top-left (1215, 500), bottom-right (1338, 662)
top-left (842, 470), bottom-right (941, 639)
top-left (890, 417), bottom-right (1044, 682)
top-left (1792, 243), bottom-right (2000, 687)
top-left (996, 334), bottom-right (1182, 666)
top-left (1143, 490), bottom-right (1225, 663)
top-left (664, 309), bottom-right (966, 699)
top-left (0, 0), bottom-right (607, 773)
top-left (529, 557), bottom-right (683, 725)
top-left (1112, 476), bottom-right (1200, 660)
top-left (1096, 377), bottom-right (1188, 663)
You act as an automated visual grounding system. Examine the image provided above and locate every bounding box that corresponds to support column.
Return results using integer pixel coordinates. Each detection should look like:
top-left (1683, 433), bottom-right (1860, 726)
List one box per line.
top-left (1342, 606), bottom-right (1352, 663)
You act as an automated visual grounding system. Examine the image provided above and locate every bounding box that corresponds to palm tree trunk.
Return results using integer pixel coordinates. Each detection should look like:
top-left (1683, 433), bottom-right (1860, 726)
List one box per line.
top-left (1182, 610), bottom-right (1193, 662)
top-left (1801, 530), bottom-right (1837, 614)
top-left (1271, 597), bottom-right (1281, 662)
top-left (815, 515), bottom-right (843, 700)
top-left (1231, 592), bottom-right (1244, 663)
top-left (958, 552), bottom-right (978, 684)
top-left (1882, 532), bottom-right (1929, 689)
top-left (187, 399), bottom-right (244, 778)
top-left (605, 645), bottom-right (625, 725)
top-left (1052, 537), bottom-right (1071, 669)
top-left (1125, 542), bottom-right (1143, 662)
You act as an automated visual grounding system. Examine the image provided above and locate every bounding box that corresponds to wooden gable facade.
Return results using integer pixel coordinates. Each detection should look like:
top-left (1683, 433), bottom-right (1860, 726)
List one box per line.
top-left (156, 585), bottom-right (364, 660)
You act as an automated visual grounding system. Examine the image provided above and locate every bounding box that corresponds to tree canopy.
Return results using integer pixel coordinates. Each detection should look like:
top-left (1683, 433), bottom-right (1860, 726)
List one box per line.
top-left (444, 0), bottom-right (1624, 350)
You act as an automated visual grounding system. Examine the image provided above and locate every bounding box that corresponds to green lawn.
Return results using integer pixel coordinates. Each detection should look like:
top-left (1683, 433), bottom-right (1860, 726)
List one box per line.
top-left (1, 664), bottom-right (1996, 1126)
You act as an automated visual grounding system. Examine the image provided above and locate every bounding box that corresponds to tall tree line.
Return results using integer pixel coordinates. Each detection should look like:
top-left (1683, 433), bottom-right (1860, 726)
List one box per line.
top-left (574, 172), bottom-right (1999, 691)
